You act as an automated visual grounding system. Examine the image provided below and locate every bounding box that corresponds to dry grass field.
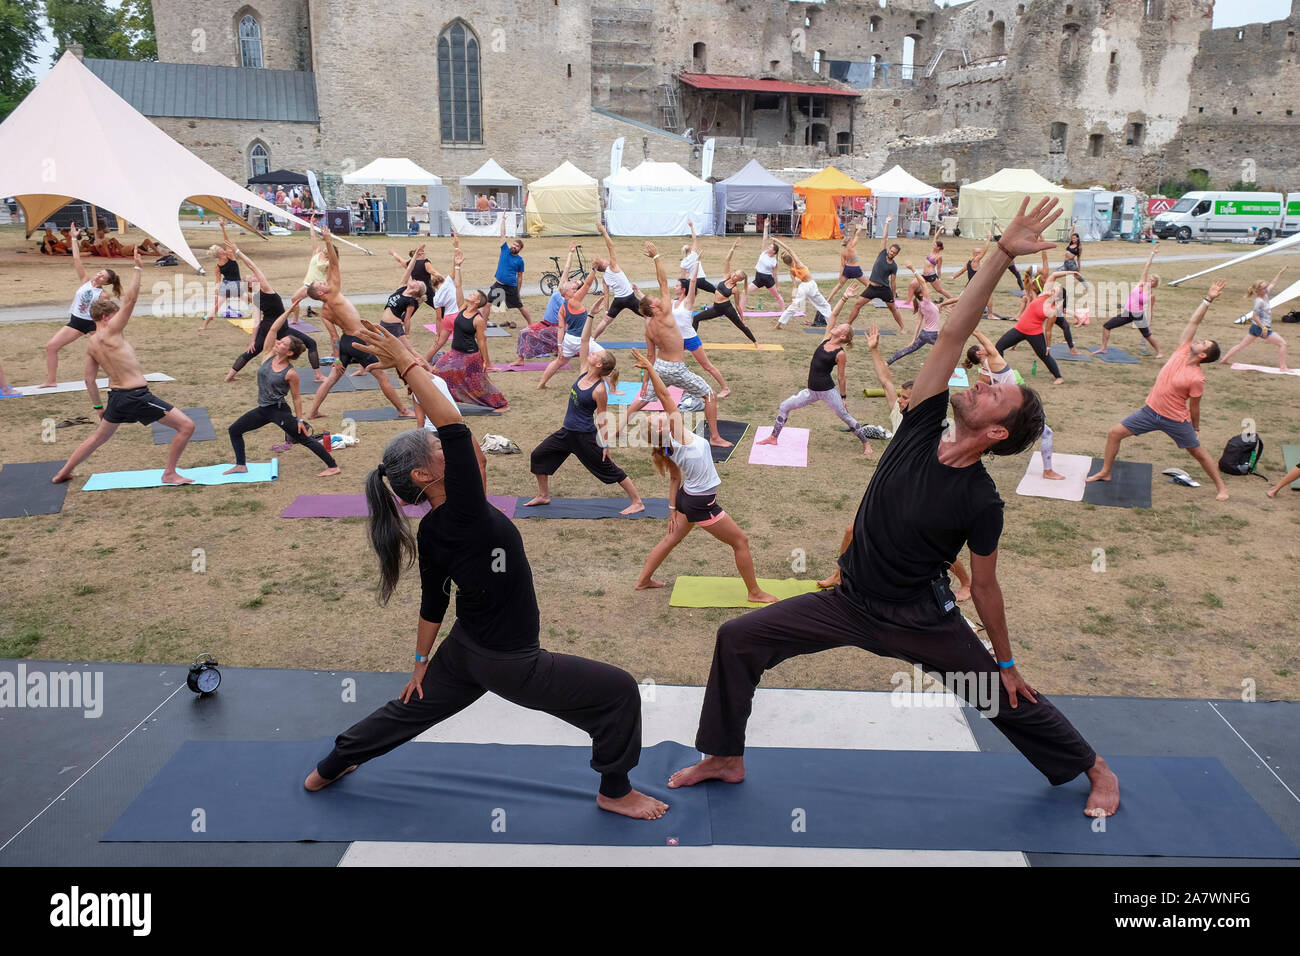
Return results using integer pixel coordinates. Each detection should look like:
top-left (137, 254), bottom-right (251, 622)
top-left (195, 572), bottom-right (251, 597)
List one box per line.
top-left (2, 222), bottom-right (1298, 701)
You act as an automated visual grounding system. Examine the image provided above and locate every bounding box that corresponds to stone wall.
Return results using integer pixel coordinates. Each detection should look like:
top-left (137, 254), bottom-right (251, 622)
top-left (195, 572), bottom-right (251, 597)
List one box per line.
top-left (153, 0), bottom-right (311, 70)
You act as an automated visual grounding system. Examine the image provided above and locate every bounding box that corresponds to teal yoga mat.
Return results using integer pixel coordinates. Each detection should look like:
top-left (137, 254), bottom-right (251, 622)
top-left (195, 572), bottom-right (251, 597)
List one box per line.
top-left (81, 460), bottom-right (278, 491)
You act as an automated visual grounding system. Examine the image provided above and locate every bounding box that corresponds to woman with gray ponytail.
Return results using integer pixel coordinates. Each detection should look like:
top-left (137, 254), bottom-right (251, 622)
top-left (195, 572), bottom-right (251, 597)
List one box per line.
top-left (307, 319), bottom-right (667, 821)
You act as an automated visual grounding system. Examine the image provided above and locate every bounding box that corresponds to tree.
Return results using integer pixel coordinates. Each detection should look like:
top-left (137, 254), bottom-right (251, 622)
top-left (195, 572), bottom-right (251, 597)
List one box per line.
top-left (0, 0), bottom-right (43, 121)
top-left (111, 0), bottom-right (155, 60)
top-left (44, 0), bottom-right (157, 63)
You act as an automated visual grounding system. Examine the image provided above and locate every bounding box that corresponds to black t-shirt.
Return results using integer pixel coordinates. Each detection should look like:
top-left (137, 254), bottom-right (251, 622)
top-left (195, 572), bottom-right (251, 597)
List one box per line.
top-left (869, 249), bottom-right (897, 287)
top-left (418, 423), bottom-right (539, 652)
top-left (839, 390), bottom-right (1003, 602)
top-left (257, 291), bottom-right (285, 324)
top-left (219, 258), bottom-right (241, 281)
top-left (385, 287), bottom-right (419, 321)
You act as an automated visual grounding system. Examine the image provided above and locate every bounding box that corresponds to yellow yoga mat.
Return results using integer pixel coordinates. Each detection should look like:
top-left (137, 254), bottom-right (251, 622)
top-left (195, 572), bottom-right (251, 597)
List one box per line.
top-left (700, 343), bottom-right (784, 351)
top-left (228, 318), bottom-right (256, 333)
top-left (669, 575), bottom-right (824, 608)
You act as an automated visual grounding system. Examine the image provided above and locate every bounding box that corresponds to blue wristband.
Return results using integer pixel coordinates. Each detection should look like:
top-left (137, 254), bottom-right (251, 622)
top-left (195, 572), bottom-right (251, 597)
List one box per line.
top-left (997, 658), bottom-right (1015, 669)
top-left (414, 652), bottom-right (430, 663)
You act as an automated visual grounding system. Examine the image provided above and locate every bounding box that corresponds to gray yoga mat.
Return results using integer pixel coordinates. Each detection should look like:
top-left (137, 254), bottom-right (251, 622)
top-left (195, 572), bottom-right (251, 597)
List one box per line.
top-left (295, 373), bottom-right (356, 395)
top-left (151, 407), bottom-right (216, 444)
top-left (1049, 343), bottom-right (1092, 362)
top-left (0, 461), bottom-right (69, 518)
top-left (693, 419), bottom-right (749, 463)
top-left (342, 405), bottom-right (498, 421)
top-left (1089, 347), bottom-right (1141, 364)
top-left (513, 496), bottom-right (670, 519)
top-left (1082, 458), bottom-right (1152, 508)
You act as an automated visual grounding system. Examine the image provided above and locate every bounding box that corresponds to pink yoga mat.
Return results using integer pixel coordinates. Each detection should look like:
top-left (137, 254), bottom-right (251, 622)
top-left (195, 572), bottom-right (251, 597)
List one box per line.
top-left (281, 493), bottom-right (517, 519)
top-left (643, 385), bottom-right (683, 411)
top-left (489, 361), bottom-right (567, 372)
top-left (1231, 363), bottom-right (1300, 377)
top-left (747, 311), bottom-right (804, 317)
top-left (747, 426), bottom-right (809, 467)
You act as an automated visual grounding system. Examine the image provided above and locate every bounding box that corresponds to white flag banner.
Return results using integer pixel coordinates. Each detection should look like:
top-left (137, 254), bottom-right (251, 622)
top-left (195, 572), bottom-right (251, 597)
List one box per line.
top-left (610, 138), bottom-right (625, 178)
top-left (305, 170), bottom-right (325, 210)
top-left (701, 138), bottom-right (716, 181)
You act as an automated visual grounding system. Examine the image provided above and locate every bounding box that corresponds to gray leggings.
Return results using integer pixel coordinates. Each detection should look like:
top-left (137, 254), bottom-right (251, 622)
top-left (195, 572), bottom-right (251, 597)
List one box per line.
top-left (1040, 423), bottom-right (1054, 472)
top-left (888, 329), bottom-right (939, 365)
top-left (772, 387), bottom-right (880, 444)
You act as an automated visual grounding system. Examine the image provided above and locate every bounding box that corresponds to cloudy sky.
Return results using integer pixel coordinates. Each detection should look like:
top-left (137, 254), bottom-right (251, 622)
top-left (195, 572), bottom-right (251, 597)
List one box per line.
top-left (28, 0), bottom-right (1297, 77)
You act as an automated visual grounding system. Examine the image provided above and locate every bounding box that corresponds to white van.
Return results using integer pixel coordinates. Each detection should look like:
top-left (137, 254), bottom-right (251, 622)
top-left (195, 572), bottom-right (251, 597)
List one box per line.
top-left (1152, 191), bottom-right (1285, 241)
top-left (1281, 194), bottom-right (1300, 237)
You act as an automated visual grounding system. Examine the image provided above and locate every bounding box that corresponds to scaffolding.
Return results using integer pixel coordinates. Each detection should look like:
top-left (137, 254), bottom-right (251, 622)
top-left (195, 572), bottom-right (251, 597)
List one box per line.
top-left (591, 5), bottom-right (659, 125)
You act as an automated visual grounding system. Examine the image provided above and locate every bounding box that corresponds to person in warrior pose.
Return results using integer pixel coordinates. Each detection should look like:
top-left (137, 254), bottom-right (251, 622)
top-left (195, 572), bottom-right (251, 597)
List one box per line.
top-left (38, 224), bottom-right (121, 409)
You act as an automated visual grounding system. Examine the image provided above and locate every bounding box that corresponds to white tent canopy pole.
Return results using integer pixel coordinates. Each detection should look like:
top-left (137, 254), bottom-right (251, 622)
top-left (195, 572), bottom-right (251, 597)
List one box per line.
top-left (1168, 230), bottom-right (1300, 286)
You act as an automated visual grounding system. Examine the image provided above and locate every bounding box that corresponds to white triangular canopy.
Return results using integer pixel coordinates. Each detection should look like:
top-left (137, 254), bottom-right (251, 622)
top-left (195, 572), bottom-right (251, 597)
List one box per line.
top-left (862, 164), bottom-right (942, 199)
top-left (460, 158), bottom-right (522, 187)
top-left (0, 51), bottom-right (317, 269)
top-left (343, 158), bottom-right (442, 186)
top-left (530, 160), bottom-right (597, 188)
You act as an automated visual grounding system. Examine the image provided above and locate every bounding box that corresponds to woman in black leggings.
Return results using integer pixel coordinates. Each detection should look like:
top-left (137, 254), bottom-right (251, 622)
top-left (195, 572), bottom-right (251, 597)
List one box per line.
top-left (224, 248), bottom-right (323, 382)
top-left (995, 290), bottom-right (1064, 384)
top-left (1022, 251), bottom-right (1082, 356)
top-left (691, 239), bottom-right (758, 344)
top-left (304, 320), bottom-right (667, 821)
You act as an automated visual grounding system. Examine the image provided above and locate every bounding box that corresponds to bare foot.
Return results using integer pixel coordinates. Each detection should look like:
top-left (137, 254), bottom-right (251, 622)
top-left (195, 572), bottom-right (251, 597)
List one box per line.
top-left (318, 466), bottom-right (341, 477)
top-left (51, 469), bottom-right (75, 484)
top-left (635, 578), bottom-right (665, 590)
top-left (620, 500), bottom-right (646, 515)
top-left (1069, 348), bottom-right (1082, 355)
top-left (862, 442), bottom-right (873, 457)
top-left (748, 590), bottom-right (779, 604)
top-left (1266, 487), bottom-right (1280, 498)
top-left (36, 382), bottom-right (57, 389)
top-left (1085, 471), bottom-right (1111, 483)
top-left (536, 383), bottom-right (549, 389)
top-left (1084, 755), bottom-right (1120, 818)
top-left (816, 572), bottom-right (841, 589)
top-left (308, 412), bottom-right (326, 420)
top-left (161, 471), bottom-right (195, 485)
top-left (668, 755), bottom-right (745, 789)
top-left (1053, 377), bottom-right (1064, 384)
top-left (1216, 488), bottom-right (1230, 501)
top-left (223, 369), bottom-right (238, 383)
top-left (596, 789), bottom-right (668, 820)
top-left (1043, 469), bottom-right (1066, 480)
top-left (523, 495), bottom-right (551, 507)
top-left (709, 436), bottom-right (733, 448)
top-left (955, 586), bottom-right (972, 603)
top-left (223, 465), bottom-right (249, 475)
top-left (304, 765), bottom-right (357, 792)
top-left (756, 435), bottom-right (778, 446)
top-left (716, 387), bottom-right (731, 399)
top-left (397, 408), bottom-right (417, 418)
top-left (1093, 347), bottom-right (1107, 354)
top-left (314, 372), bottom-right (327, 383)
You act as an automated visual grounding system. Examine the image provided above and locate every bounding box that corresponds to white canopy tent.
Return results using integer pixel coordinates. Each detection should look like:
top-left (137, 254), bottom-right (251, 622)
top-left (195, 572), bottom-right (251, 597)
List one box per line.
top-left (525, 161), bottom-right (601, 236)
top-left (342, 158), bottom-right (442, 187)
top-left (0, 51), bottom-right (334, 269)
top-left (459, 158), bottom-right (523, 208)
top-left (861, 164), bottom-right (942, 238)
top-left (603, 161), bottom-right (714, 236)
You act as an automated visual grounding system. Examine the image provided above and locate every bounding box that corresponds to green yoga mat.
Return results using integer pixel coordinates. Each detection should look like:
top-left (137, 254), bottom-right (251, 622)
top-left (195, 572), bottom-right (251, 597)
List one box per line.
top-left (1285, 445), bottom-right (1300, 490)
top-left (669, 575), bottom-right (824, 608)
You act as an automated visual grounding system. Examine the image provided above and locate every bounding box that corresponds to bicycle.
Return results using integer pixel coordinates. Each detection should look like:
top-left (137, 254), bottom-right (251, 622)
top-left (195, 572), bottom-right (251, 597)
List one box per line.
top-left (539, 244), bottom-right (589, 296)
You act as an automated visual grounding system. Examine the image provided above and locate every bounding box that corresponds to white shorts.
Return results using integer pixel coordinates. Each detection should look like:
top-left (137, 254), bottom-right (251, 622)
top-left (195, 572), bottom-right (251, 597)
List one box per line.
top-left (561, 332), bottom-right (606, 359)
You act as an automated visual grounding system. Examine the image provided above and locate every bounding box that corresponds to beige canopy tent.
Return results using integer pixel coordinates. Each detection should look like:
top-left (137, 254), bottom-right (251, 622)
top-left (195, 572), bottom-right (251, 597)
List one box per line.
top-left (957, 168), bottom-right (1074, 240)
top-left (0, 51), bottom-right (334, 269)
top-left (525, 161), bottom-right (600, 236)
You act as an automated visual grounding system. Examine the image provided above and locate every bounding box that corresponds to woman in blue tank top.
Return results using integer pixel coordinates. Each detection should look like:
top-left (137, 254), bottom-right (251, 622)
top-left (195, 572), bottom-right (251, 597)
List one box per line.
top-left (524, 305), bottom-right (644, 514)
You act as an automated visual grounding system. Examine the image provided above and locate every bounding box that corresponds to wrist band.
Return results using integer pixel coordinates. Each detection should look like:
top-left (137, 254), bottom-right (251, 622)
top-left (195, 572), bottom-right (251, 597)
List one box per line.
top-left (414, 651), bottom-right (429, 663)
top-left (133, 266), bottom-right (142, 271)
top-left (653, 254), bottom-right (660, 259)
top-left (399, 361), bottom-right (418, 380)
top-left (1202, 297), bottom-right (1212, 304)
top-left (996, 241), bottom-right (1016, 260)
top-left (92, 403), bottom-right (103, 409)
top-left (997, 658), bottom-right (1015, 669)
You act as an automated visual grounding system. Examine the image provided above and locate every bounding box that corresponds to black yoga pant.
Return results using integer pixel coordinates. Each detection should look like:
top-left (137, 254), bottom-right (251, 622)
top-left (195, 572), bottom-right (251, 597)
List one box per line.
top-left (1053, 314), bottom-right (1074, 348)
top-left (995, 327), bottom-right (1062, 378)
top-left (679, 277), bottom-right (716, 295)
top-left (228, 402), bottom-right (337, 467)
top-left (1006, 262), bottom-right (1022, 289)
top-left (694, 585), bottom-right (1096, 786)
top-left (692, 300), bottom-right (757, 344)
top-left (232, 322), bottom-right (320, 372)
top-left (1104, 311), bottom-right (1153, 339)
top-left (316, 630), bottom-right (643, 798)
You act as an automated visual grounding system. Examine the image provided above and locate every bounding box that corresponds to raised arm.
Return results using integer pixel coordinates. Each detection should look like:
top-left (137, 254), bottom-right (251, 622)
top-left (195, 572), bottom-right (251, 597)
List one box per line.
top-left (911, 197), bottom-right (1061, 407)
top-left (1179, 279), bottom-right (1226, 347)
top-left (106, 250), bottom-right (145, 334)
top-left (772, 237), bottom-right (803, 271)
top-left (400, 245), bottom-right (424, 286)
top-left (563, 241), bottom-right (577, 279)
top-left (598, 225), bottom-right (618, 271)
top-left (358, 320), bottom-right (462, 430)
top-left (1138, 243), bottom-right (1159, 286)
top-left (881, 214), bottom-right (894, 247)
top-left (683, 263), bottom-right (700, 311)
top-left (234, 247), bottom-right (273, 294)
top-left (865, 325), bottom-right (897, 410)
top-left (1268, 266), bottom-right (1288, 293)
top-left (847, 224), bottom-right (863, 252)
top-left (451, 250), bottom-right (467, 312)
top-left (689, 220), bottom-right (698, 254)
top-left (321, 228), bottom-right (341, 294)
top-left (570, 267), bottom-right (599, 308)
top-left (69, 225), bottom-right (89, 282)
top-left (723, 239), bottom-right (738, 275)
top-left (499, 212), bottom-right (506, 239)
top-left (970, 328), bottom-right (1008, 374)
top-left (645, 242), bottom-right (670, 303)
top-left (631, 349), bottom-right (685, 437)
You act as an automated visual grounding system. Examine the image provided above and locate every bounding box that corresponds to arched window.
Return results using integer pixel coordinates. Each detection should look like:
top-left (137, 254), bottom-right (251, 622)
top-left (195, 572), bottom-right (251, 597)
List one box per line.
top-left (249, 142), bottom-right (269, 178)
top-left (239, 14), bottom-right (262, 69)
top-left (438, 21), bottom-right (482, 145)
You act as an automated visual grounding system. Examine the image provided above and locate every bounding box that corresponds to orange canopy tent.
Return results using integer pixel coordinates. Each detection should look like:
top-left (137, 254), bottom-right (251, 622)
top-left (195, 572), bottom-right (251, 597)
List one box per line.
top-left (793, 166), bottom-right (871, 240)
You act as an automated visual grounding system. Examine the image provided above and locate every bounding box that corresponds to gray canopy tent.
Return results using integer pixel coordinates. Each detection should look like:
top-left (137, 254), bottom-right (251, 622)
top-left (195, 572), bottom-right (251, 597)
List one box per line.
top-left (711, 159), bottom-right (795, 235)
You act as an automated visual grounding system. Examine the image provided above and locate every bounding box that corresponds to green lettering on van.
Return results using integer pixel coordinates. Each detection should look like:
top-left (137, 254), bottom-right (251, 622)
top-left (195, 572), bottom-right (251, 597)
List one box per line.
top-left (1214, 201), bottom-right (1282, 216)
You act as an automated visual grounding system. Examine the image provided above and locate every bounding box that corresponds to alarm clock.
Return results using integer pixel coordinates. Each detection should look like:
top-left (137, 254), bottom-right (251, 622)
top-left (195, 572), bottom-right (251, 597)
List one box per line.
top-left (186, 653), bottom-right (221, 695)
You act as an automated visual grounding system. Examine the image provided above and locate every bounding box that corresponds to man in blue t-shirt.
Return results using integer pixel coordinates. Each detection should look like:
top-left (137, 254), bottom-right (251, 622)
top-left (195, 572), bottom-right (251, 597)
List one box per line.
top-left (488, 213), bottom-right (533, 328)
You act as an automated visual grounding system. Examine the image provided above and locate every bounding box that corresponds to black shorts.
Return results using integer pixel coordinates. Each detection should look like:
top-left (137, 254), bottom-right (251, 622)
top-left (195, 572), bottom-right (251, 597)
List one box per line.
top-left (67, 314), bottom-right (96, 335)
top-left (104, 386), bottom-right (174, 426)
top-left (338, 333), bottom-right (378, 369)
top-left (860, 283), bottom-right (894, 303)
top-left (679, 277), bottom-right (717, 295)
top-left (380, 320), bottom-right (406, 337)
top-left (607, 293), bottom-right (641, 318)
top-left (676, 487), bottom-right (725, 525)
top-left (530, 428), bottom-right (627, 484)
top-left (489, 282), bottom-right (523, 310)
top-left (752, 272), bottom-right (776, 289)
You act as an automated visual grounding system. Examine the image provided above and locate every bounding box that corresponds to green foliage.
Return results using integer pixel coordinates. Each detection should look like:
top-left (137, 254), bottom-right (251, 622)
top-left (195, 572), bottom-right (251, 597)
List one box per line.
top-left (0, 0), bottom-right (42, 121)
top-left (44, 0), bottom-right (156, 64)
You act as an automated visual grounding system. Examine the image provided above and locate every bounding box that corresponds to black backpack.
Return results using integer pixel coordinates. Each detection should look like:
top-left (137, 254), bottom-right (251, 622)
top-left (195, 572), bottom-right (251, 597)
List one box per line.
top-left (1280, 309), bottom-right (1300, 324)
top-left (1219, 434), bottom-right (1265, 476)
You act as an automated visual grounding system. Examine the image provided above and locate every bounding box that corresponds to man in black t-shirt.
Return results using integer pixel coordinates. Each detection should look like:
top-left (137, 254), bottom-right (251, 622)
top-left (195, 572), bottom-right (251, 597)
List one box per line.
top-left (833, 213), bottom-right (906, 331)
top-left (669, 197), bottom-right (1121, 820)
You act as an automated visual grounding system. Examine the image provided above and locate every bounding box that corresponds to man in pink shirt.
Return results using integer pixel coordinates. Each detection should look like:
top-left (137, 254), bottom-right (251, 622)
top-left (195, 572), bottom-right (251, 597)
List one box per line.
top-left (1087, 280), bottom-right (1229, 500)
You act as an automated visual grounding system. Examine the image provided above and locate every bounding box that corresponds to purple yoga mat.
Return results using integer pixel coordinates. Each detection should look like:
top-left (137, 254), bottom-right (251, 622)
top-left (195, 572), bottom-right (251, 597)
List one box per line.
top-left (747, 426), bottom-right (809, 468)
top-left (489, 361), bottom-right (568, 372)
top-left (281, 493), bottom-right (517, 519)
top-left (290, 322), bottom-right (320, 334)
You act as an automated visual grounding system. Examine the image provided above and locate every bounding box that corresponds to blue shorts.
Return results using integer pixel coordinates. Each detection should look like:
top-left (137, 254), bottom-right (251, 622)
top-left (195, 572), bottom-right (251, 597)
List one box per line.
top-left (1249, 324), bottom-right (1273, 339)
top-left (842, 265), bottom-right (864, 280)
top-left (1121, 405), bottom-right (1199, 450)
top-left (683, 334), bottom-right (702, 352)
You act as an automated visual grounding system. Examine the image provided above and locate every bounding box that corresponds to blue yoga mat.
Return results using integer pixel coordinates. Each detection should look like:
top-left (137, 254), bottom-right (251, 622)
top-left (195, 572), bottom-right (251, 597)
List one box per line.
top-left (594, 341), bottom-right (647, 350)
top-left (1090, 346), bottom-right (1141, 364)
top-left (102, 740), bottom-right (1298, 857)
top-left (81, 460), bottom-right (278, 491)
top-left (1050, 343), bottom-right (1092, 362)
top-left (947, 367), bottom-right (968, 388)
top-left (604, 379), bottom-right (646, 406)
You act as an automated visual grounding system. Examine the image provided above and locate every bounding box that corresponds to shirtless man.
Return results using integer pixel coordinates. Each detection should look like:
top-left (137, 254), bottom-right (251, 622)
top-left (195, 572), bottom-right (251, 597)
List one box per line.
top-left (52, 250), bottom-right (196, 485)
top-left (625, 245), bottom-right (732, 448)
top-left (304, 227), bottom-right (414, 420)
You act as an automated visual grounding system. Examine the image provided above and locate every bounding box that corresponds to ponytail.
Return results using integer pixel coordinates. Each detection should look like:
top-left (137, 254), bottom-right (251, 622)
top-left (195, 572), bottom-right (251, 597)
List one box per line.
top-left (104, 269), bottom-right (122, 297)
top-left (365, 429), bottom-right (437, 605)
